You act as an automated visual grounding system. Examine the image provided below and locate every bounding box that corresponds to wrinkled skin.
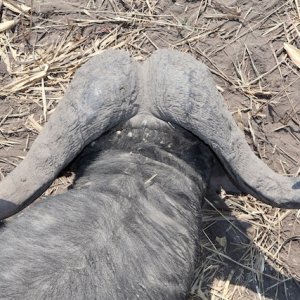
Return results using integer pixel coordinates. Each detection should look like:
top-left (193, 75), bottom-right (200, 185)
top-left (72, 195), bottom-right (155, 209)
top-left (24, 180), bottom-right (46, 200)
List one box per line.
top-left (0, 49), bottom-right (299, 299)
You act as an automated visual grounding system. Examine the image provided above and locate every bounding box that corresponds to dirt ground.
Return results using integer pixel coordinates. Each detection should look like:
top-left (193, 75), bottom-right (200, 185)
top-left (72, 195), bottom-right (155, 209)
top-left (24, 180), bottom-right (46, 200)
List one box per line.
top-left (0, 0), bottom-right (300, 299)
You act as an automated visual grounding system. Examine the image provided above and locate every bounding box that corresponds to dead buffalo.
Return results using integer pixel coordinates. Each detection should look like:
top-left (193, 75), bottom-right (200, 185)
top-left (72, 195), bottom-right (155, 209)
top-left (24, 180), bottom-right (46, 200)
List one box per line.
top-left (0, 49), bottom-right (299, 299)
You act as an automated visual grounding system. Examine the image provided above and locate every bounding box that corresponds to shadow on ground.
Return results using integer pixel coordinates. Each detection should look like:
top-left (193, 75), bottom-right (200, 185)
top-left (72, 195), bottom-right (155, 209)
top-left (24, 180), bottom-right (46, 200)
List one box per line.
top-left (190, 199), bottom-right (300, 300)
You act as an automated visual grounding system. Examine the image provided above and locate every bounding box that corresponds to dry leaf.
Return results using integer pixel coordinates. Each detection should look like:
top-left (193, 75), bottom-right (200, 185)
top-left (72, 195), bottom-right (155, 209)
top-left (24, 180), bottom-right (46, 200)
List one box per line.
top-left (0, 19), bottom-right (18, 32)
top-left (284, 42), bottom-right (300, 68)
top-left (3, 0), bottom-right (31, 14)
top-left (1, 65), bottom-right (49, 95)
top-left (216, 236), bottom-right (227, 248)
top-left (27, 115), bottom-right (43, 133)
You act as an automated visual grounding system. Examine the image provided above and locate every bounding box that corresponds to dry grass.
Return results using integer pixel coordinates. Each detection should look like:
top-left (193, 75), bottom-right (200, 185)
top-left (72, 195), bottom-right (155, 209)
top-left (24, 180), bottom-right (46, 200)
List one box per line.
top-left (1, 0), bottom-right (300, 299)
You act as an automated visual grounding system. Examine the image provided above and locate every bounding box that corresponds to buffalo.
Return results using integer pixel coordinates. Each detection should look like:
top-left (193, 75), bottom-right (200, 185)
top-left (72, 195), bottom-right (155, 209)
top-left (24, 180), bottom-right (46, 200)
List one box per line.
top-left (0, 49), bottom-right (299, 299)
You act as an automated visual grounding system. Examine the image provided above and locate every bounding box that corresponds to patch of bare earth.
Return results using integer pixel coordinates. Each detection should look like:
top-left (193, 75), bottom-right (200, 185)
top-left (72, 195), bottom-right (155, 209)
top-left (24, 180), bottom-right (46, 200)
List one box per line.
top-left (0, 0), bottom-right (299, 299)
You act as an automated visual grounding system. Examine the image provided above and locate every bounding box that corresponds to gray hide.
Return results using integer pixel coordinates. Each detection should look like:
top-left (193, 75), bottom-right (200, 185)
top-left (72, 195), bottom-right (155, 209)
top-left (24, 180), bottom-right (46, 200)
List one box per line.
top-left (0, 49), bottom-right (299, 299)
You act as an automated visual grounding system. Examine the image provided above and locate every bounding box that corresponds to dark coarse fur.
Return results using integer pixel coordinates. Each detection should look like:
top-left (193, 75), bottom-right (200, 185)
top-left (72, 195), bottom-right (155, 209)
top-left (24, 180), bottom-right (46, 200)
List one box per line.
top-left (0, 121), bottom-right (214, 300)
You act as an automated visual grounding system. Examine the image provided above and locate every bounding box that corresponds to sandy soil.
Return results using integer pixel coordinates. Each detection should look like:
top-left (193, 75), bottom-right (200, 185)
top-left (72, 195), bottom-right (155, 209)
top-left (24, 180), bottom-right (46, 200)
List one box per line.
top-left (0, 0), bottom-right (300, 299)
